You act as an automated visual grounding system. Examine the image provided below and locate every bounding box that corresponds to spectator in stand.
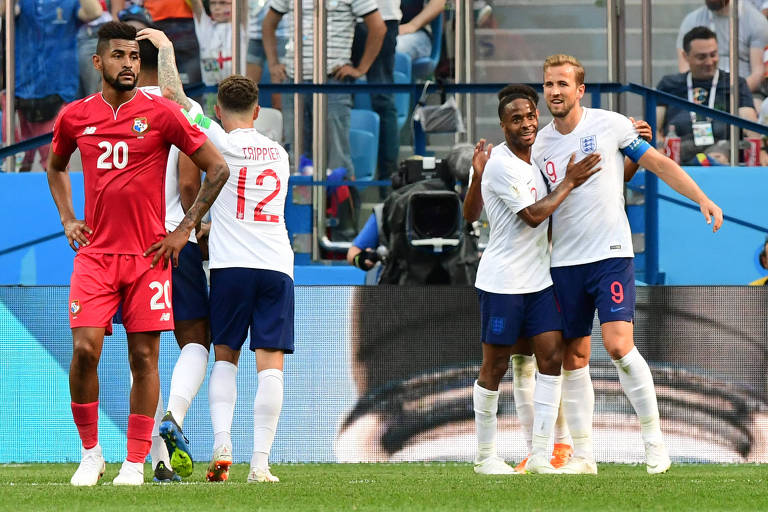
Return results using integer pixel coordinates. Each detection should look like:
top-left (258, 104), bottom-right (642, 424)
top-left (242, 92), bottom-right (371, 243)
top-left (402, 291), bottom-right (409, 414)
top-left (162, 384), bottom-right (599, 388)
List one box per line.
top-left (396, 0), bottom-right (445, 63)
top-left (246, 0), bottom-right (290, 109)
top-left (189, 0), bottom-right (247, 116)
top-left (351, 0), bottom-right (401, 192)
top-left (77, 1), bottom-right (113, 98)
top-left (1, 0), bottom-right (103, 172)
top-left (263, 0), bottom-right (386, 173)
top-left (676, 0), bottom-right (768, 105)
top-left (658, 26), bottom-right (759, 164)
top-left (122, 0), bottom-right (203, 87)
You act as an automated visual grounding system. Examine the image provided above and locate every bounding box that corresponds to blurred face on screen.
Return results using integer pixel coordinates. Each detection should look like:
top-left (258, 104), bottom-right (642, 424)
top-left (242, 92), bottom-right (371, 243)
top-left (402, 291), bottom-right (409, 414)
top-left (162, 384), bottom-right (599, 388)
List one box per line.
top-left (543, 65), bottom-right (584, 119)
top-left (686, 38), bottom-right (719, 80)
top-left (705, 0), bottom-right (728, 11)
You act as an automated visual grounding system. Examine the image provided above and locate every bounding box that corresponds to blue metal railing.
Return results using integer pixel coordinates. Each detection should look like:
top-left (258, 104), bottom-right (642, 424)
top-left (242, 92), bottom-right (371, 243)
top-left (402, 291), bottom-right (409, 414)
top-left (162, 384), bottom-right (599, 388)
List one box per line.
top-left (3, 82), bottom-right (767, 283)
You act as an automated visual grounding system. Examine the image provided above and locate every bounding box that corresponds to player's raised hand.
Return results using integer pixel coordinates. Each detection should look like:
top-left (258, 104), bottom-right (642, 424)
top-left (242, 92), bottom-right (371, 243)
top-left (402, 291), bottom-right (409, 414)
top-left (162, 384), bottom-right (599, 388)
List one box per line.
top-left (629, 117), bottom-right (653, 143)
top-left (564, 152), bottom-right (601, 187)
top-left (135, 28), bottom-right (173, 49)
top-left (699, 197), bottom-right (724, 233)
top-left (63, 219), bottom-right (93, 252)
top-left (472, 139), bottom-right (493, 178)
top-left (144, 229), bottom-right (189, 269)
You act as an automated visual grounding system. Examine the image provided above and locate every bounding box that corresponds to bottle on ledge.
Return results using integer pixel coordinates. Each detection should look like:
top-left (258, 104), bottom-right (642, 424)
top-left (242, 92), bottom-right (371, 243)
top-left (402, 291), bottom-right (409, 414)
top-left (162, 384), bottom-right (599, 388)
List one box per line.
top-left (664, 124), bottom-right (681, 164)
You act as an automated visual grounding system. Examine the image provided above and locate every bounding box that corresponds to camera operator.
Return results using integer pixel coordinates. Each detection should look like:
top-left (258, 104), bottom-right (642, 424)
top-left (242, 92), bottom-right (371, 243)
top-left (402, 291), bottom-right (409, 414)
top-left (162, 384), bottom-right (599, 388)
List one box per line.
top-left (347, 153), bottom-right (479, 284)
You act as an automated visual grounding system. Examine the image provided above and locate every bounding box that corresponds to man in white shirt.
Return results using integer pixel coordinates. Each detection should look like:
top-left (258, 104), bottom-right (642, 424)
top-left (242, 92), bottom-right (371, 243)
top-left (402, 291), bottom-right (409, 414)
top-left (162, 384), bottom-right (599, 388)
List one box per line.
top-left (147, 30), bottom-right (294, 484)
top-left (470, 84), bottom-right (601, 475)
top-left (263, 0), bottom-right (385, 171)
top-left (134, 28), bottom-right (212, 483)
top-left (533, 54), bottom-right (722, 475)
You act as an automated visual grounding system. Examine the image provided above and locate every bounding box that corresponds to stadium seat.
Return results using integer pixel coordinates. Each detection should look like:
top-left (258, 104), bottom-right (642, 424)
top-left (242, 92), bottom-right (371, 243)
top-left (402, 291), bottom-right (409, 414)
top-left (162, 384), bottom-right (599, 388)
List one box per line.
top-left (349, 109), bottom-right (380, 181)
top-left (353, 77), bottom-right (373, 110)
top-left (253, 107), bottom-right (283, 143)
top-left (412, 14), bottom-right (443, 81)
top-left (394, 52), bottom-right (412, 131)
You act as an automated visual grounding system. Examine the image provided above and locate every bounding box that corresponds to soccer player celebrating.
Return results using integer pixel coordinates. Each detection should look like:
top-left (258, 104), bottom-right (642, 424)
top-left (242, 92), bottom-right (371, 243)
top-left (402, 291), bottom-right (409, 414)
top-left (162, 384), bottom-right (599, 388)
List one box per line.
top-left (471, 85), bottom-right (601, 475)
top-left (47, 21), bottom-right (229, 486)
top-left (532, 54), bottom-right (722, 474)
top-left (156, 55), bottom-right (293, 481)
top-left (133, 27), bottom-right (212, 483)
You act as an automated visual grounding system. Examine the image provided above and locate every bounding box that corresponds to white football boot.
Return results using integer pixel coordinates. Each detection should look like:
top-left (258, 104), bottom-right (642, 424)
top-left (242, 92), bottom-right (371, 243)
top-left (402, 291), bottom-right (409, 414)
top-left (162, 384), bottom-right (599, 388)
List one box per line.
top-left (558, 456), bottom-right (598, 475)
top-left (525, 453), bottom-right (563, 474)
top-left (70, 444), bottom-right (106, 486)
top-left (112, 460), bottom-right (145, 485)
top-left (644, 441), bottom-right (671, 474)
top-left (248, 466), bottom-right (280, 482)
top-left (474, 456), bottom-right (517, 475)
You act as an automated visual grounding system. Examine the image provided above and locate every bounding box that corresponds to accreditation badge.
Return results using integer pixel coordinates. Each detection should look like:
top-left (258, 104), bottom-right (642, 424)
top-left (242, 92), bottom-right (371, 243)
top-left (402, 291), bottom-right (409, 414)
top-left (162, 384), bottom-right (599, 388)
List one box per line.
top-left (692, 121), bottom-right (715, 146)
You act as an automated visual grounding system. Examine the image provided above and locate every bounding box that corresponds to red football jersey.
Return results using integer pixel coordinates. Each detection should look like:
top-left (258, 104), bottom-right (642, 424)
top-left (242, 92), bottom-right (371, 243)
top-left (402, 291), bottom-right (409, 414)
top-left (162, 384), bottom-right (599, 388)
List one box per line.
top-left (52, 89), bottom-right (207, 255)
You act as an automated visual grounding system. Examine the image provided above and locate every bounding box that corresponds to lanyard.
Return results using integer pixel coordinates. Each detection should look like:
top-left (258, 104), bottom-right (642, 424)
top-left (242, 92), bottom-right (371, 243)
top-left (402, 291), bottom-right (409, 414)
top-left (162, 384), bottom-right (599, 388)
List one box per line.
top-left (687, 69), bottom-right (718, 123)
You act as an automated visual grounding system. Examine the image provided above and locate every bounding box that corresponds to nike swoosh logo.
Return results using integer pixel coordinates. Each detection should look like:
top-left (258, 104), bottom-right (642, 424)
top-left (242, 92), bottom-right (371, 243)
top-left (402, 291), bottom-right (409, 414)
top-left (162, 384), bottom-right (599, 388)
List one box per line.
top-left (610, 307), bottom-right (625, 313)
top-left (543, 155), bottom-right (552, 162)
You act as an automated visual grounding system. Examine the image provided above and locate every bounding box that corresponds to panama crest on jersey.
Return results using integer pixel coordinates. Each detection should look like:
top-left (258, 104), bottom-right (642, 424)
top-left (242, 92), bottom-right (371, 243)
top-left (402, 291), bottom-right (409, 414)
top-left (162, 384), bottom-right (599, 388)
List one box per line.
top-left (70, 299), bottom-right (81, 315)
top-left (132, 117), bottom-right (149, 134)
top-left (580, 135), bottom-right (597, 154)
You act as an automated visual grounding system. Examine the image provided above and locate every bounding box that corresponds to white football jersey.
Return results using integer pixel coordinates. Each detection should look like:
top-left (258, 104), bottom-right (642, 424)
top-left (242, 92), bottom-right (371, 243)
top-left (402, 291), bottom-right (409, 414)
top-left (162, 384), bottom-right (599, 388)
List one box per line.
top-left (140, 86), bottom-right (204, 244)
top-left (475, 143), bottom-right (552, 294)
top-left (192, 115), bottom-right (294, 278)
top-left (532, 108), bottom-right (638, 267)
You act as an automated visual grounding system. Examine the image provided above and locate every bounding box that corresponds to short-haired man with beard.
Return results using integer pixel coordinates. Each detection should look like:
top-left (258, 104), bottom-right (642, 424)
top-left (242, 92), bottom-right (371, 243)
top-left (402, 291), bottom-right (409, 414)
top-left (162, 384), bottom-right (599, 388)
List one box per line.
top-left (532, 54), bottom-right (722, 475)
top-left (47, 21), bottom-right (229, 486)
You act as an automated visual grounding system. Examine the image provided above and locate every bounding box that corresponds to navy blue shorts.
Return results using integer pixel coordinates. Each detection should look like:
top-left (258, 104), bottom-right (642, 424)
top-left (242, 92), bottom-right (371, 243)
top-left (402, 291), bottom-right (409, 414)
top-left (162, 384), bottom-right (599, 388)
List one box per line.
top-left (172, 241), bottom-right (209, 322)
top-left (550, 257), bottom-right (635, 339)
top-left (210, 268), bottom-right (294, 353)
top-left (476, 286), bottom-right (563, 346)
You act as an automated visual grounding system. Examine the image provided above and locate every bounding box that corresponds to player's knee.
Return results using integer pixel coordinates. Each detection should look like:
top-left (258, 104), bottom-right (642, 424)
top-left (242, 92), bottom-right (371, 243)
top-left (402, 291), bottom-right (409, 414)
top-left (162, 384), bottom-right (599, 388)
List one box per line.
top-left (489, 355), bottom-right (509, 382)
top-left (604, 340), bottom-right (633, 361)
top-left (71, 341), bottom-right (100, 370)
top-left (128, 344), bottom-right (158, 373)
top-left (562, 350), bottom-right (588, 371)
top-left (536, 351), bottom-right (563, 376)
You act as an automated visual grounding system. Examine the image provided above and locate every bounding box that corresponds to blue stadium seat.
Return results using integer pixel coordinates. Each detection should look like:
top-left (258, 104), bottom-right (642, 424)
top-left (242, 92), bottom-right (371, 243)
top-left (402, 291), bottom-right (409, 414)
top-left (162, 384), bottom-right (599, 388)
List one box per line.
top-left (412, 14), bottom-right (443, 81)
top-left (353, 77), bottom-right (372, 110)
top-left (394, 52), bottom-right (412, 131)
top-left (349, 109), bottom-right (380, 181)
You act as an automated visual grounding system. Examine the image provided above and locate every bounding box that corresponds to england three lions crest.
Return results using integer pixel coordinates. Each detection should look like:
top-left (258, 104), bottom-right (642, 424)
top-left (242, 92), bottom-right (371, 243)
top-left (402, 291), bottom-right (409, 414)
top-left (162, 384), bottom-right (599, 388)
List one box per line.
top-left (132, 117), bottom-right (149, 135)
top-left (580, 135), bottom-right (597, 154)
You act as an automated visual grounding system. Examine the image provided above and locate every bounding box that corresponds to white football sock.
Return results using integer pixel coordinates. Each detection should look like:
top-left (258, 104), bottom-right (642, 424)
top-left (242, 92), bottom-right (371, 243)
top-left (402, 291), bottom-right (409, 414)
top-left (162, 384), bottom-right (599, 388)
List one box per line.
top-left (473, 380), bottom-right (500, 462)
top-left (554, 398), bottom-right (571, 446)
top-left (612, 346), bottom-right (663, 444)
top-left (532, 372), bottom-right (562, 456)
top-left (511, 354), bottom-right (536, 453)
top-left (562, 366), bottom-right (594, 460)
top-left (209, 361), bottom-right (237, 451)
top-left (167, 343), bottom-right (209, 427)
top-left (251, 369), bottom-right (284, 470)
top-left (150, 389), bottom-right (170, 469)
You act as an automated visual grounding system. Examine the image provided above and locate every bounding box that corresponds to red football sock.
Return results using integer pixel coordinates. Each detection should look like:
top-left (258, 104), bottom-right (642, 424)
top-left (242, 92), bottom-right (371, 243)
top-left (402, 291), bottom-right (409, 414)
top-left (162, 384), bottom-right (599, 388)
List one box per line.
top-left (71, 401), bottom-right (99, 450)
top-left (126, 414), bottom-right (154, 463)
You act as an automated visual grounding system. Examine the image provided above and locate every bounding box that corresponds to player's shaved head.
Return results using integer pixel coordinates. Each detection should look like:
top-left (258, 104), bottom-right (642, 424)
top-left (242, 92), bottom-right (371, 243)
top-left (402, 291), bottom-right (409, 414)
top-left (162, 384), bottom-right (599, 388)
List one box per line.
top-left (497, 84), bottom-right (538, 120)
top-left (96, 21), bottom-right (138, 56)
top-left (543, 54), bottom-right (585, 85)
top-left (138, 39), bottom-right (158, 71)
top-left (217, 75), bottom-right (259, 112)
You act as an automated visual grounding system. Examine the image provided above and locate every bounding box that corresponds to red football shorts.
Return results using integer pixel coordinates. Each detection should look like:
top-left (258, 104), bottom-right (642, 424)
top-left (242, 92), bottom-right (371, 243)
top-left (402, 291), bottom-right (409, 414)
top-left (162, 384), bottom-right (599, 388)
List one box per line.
top-left (69, 253), bottom-right (174, 335)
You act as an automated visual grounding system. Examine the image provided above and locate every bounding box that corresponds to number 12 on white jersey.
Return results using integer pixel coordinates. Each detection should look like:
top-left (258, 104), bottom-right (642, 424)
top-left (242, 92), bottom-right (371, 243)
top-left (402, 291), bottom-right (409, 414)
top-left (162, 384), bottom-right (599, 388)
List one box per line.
top-left (235, 166), bottom-right (281, 223)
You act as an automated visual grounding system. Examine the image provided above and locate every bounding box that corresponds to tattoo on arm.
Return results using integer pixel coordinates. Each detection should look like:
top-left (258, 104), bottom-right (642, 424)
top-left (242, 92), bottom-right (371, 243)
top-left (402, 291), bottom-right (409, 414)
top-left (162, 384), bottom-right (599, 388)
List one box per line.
top-left (176, 162), bottom-right (229, 233)
top-left (158, 47), bottom-right (192, 111)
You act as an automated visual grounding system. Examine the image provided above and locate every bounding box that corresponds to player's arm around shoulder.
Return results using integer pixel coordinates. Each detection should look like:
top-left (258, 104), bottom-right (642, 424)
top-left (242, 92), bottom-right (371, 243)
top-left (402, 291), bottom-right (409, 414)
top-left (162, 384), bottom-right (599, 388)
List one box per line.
top-left (637, 148), bottom-right (723, 232)
top-left (517, 153), bottom-right (602, 228)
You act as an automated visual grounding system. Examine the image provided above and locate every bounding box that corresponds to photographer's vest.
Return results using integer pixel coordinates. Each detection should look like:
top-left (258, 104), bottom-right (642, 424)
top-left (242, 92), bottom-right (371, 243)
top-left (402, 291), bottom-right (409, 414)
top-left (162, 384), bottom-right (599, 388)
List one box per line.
top-left (377, 179), bottom-right (479, 285)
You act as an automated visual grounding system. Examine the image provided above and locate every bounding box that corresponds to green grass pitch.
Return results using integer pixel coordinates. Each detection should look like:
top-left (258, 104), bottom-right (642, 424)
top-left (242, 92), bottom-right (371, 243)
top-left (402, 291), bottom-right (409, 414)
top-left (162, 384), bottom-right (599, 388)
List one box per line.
top-left (1, 463), bottom-right (766, 511)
